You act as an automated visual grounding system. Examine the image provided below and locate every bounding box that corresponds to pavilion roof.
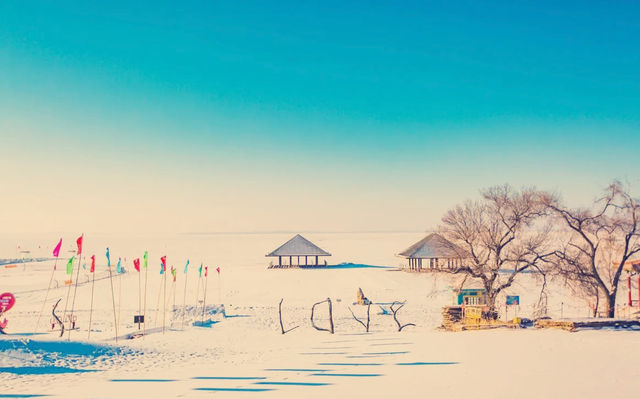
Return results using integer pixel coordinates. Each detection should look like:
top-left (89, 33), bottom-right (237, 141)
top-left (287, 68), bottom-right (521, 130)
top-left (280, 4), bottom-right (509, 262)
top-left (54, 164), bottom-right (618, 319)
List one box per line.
top-left (266, 234), bottom-right (331, 257)
top-left (397, 233), bottom-right (464, 259)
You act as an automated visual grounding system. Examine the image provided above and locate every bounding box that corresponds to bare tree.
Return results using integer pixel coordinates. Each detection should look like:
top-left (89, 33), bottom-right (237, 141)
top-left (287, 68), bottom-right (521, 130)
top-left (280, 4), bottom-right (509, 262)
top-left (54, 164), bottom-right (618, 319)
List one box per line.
top-left (390, 301), bottom-right (415, 331)
top-left (310, 298), bottom-right (334, 334)
top-left (348, 304), bottom-right (371, 332)
top-left (278, 299), bottom-right (299, 334)
top-left (439, 185), bottom-right (552, 312)
top-left (544, 182), bottom-right (640, 318)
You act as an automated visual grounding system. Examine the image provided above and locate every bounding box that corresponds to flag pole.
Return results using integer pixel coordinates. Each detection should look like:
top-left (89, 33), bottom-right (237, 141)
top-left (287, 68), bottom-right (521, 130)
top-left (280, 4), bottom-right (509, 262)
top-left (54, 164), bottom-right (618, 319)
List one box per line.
top-left (163, 260), bottom-right (167, 334)
top-left (194, 265), bottom-right (202, 321)
top-left (202, 267), bottom-right (209, 324)
top-left (108, 261), bottom-right (118, 343)
top-left (138, 262), bottom-right (141, 330)
top-left (143, 252), bottom-right (148, 337)
top-left (61, 257), bottom-right (74, 336)
top-left (68, 245), bottom-right (83, 341)
top-left (155, 277), bottom-right (162, 328)
top-left (182, 268), bottom-right (188, 328)
top-left (87, 258), bottom-right (95, 340)
top-left (172, 270), bottom-right (176, 326)
top-left (118, 271), bottom-right (122, 332)
top-left (35, 257), bottom-right (58, 333)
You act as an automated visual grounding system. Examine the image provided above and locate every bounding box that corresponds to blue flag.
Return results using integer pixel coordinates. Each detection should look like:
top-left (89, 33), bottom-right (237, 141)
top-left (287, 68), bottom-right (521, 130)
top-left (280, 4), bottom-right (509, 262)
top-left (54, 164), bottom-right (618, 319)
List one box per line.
top-left (117, 258), bottom-right (122, 274)
top-left (184, 260), bottom-right (189, 274)
top-left (106, 247), bottom-right (111, 267)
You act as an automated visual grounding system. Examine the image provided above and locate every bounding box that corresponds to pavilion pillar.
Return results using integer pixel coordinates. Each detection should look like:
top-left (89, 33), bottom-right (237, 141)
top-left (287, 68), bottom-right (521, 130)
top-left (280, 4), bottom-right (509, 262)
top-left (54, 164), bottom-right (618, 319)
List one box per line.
top-left (289, 256), bottom-right (292, 266)
top-left (316, 256), bottom-right (319, 265)
top-left (279, 256), bottom-right (282, 267)
top-left (305, 256), bottom-right (308, 266)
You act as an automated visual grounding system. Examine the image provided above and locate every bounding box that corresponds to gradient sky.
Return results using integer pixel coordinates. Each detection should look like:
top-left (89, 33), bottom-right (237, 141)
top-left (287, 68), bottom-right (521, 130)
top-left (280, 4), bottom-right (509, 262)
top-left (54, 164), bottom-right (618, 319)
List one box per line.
top-left (1, 1), bottom-right (639, 234)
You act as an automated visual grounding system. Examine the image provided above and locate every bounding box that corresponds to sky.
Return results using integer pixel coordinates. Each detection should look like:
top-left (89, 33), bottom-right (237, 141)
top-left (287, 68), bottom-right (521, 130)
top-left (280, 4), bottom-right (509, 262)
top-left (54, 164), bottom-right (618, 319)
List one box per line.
top-left (1, 1), bottom-right (639, 235)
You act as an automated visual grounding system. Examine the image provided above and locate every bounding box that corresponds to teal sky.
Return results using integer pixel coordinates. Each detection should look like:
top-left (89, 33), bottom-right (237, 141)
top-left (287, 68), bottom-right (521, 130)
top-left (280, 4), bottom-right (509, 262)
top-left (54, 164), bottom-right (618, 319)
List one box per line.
top-left (1, 1), bottom-right (639, 234)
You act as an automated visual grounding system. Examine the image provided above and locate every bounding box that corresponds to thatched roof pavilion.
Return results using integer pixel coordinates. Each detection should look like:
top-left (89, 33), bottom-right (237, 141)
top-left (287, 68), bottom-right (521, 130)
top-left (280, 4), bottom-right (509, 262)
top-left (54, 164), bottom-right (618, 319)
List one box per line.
top-left (266, 234), bottom-right (331, 268)
top-left (397, 233), bottom-right (465, 271)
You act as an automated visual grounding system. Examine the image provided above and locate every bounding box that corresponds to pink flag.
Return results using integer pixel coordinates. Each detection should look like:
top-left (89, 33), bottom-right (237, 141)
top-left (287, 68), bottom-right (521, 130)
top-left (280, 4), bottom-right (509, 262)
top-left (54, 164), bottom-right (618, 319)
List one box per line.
top-left (216, 267), bottom-right (220, 275)
top-left (53, 239), bottom-right (62, 258)
top-left (204, 266), bottom-right (208, 278)
top-left (133, 258), bottom-right (140, 272)
top-left (76, 235), bottom-right (83, 255)
top-left (90, 255), bottom-right (95, 273)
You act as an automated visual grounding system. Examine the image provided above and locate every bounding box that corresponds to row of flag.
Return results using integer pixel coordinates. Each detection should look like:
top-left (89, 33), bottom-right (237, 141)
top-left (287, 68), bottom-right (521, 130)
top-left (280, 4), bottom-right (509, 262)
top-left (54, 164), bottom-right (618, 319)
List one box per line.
top-left (52, 237), bottom-right (220, 278)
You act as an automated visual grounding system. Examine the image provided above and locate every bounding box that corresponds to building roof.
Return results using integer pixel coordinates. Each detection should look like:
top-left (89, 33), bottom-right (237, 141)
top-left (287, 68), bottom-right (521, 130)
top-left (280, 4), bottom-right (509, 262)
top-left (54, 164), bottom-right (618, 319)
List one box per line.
top-left (266, 234), bottom-right (331, 257)
top-left (397, 233), bottom-right (463, 259)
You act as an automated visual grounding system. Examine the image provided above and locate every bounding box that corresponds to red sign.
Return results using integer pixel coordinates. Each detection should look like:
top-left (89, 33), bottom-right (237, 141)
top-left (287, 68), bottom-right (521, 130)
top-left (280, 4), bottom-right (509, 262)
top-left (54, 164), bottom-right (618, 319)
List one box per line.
top-left (0, 292), bottom-right (15, 313)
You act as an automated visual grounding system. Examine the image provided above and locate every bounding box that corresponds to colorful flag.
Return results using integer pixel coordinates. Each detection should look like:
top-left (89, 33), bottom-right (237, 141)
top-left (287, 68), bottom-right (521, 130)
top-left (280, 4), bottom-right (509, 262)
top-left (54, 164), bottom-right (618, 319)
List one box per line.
top-left (134, 258), bottom-right (140, 272)
top-left (76, 235), bottom-right (83, 255)
top-left (117, 258), bottom-right (122, 274)
top-left (216, 267), bottom-right (220, 275)
top-left (204, 266), bottom-right (208, 278)
top-left (183, 260), bottom-right (189, 274)
top-left (198, 263), bottom-right (203, 278)
top-left (106, 247), bottom-right (111, 267)
top-left (171, 266), bottom-right (176, 282)
top-left (90, 255), bottom-right (95, 273)
top-left (53, 239), bottom-right (62, 258)
top-left (66, 256), bottom-right (75, 275)
top-left (143, 251), bottom-right (148, 269)
top-left (160, 256), bottom-right (166, 273)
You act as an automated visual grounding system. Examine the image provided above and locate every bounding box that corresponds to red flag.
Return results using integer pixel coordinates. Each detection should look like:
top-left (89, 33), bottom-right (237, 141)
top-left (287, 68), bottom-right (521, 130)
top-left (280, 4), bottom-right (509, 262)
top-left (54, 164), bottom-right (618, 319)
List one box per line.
top-left (216, 267), bottom-right (220, 275)
top-left (134, 258), bottom-right (140, 272)
top-left (76, 235), bottom-right (83, 255)
top-left (90, 255), bottom-right (95, 273)
top-left (204, 266), bottom-right (208, 277)
top-left (160, 256), bottom-right (166, 272)
top-left (53, 239), bottom-right (62, 258)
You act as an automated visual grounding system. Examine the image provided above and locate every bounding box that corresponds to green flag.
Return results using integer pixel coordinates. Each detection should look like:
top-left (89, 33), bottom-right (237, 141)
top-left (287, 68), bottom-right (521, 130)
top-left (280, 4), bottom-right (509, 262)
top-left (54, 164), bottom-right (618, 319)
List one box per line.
top-left (198, 263), bottom-right (203, 278)
top-left (143, 251), bottom-right (148, 269)
top-left (66, 256), bottom-right (75, 275)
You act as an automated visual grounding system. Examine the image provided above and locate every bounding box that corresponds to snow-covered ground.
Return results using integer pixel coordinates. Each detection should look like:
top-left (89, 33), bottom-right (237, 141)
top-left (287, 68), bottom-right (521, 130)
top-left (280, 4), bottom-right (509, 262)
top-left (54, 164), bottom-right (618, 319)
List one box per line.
top-left (1, 232), bottom-right (639, 398)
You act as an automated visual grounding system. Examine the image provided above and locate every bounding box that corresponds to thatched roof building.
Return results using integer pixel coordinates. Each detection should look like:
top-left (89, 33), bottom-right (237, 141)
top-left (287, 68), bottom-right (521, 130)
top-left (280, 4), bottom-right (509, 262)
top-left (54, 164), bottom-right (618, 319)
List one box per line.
top-left (397, 233), bottom-right (465, 271)
top-left (266, 234), bottom-right (331, 268)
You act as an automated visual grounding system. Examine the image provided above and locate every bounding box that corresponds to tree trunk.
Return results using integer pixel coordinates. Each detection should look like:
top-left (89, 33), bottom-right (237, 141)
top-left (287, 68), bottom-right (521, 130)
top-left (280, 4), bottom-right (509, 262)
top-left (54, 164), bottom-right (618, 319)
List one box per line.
top-left (606, 291), bottom-right (616, 318)
top-left (486, 292), bottom-right (497, 313)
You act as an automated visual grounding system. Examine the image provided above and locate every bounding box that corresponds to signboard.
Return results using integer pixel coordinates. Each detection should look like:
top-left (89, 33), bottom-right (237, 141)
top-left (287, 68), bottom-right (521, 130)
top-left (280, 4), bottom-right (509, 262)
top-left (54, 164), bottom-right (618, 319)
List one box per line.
top-left (0, 292), bottom-right (15, 313)
top-left (134, 315), bottom-right (145, 323)
top-left (506, 295), bottom-right (520, 306)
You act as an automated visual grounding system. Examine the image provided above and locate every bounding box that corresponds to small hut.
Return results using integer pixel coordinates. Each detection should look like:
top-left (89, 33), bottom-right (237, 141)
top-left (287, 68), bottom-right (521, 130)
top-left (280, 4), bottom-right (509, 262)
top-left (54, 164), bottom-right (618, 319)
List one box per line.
top-left (397, 233), bottom-right (464, 271)
top-left (266, 234), bottom-right (331, 268)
